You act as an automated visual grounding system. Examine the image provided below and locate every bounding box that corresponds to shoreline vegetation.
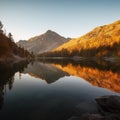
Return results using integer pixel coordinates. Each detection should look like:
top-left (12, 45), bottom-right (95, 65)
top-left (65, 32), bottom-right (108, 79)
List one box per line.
top-left (38, 41), bottom-right (120, 59)
top-left (37, 56), bottom-right (120, 61)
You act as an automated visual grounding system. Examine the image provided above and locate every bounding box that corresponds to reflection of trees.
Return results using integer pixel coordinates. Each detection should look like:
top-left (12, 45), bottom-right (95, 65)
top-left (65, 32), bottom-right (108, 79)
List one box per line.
top-left (38, 58), bottom-right (71, 67)
top-left (38, 59), bottom-right (120, 73)
top-left (54, 63), bottom-right (120, 93)
top-left (8, 76), bottom-right (14, 90)
top-left (40, 59), bottom-right (120, 93)
top-left (0, 61), bottom-right (29, 110)
top-left (0, 86), bottom-right (4, 109)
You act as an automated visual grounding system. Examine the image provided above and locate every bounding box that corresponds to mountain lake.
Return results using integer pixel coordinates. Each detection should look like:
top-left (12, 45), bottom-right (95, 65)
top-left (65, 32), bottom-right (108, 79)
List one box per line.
top-left (0, 59), bottom-right (120, 120)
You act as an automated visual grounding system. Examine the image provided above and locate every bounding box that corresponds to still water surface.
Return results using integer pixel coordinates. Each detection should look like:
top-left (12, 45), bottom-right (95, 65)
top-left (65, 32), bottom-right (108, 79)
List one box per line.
top-left (0, 59), bottom-right (120, 120)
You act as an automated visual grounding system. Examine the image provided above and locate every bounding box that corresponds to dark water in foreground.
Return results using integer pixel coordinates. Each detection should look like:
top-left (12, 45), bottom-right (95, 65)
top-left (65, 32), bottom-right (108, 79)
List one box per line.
top-left (0, 59), bottom-right (120, 120)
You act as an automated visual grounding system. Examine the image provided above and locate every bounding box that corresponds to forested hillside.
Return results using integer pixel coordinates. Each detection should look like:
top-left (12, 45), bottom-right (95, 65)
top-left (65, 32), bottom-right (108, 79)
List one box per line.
top-left (0, 21), bottom-right (33, 62)
top-left (39, 20), bottom-right (120, 58)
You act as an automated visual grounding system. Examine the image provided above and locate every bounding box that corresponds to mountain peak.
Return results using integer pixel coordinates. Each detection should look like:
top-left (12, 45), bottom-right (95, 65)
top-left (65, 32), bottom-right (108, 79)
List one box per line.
top-left (46, 30), bottom-right (53, 33)
top-left (45, 30), bottom-right (57, 35)
top-left (17, 30), bottom-right (70, 54)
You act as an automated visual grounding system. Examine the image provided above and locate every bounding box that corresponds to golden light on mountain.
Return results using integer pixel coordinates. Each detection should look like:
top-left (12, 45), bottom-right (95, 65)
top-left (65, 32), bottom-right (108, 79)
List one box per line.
top-left (54, 20), bottom-right (120, 57)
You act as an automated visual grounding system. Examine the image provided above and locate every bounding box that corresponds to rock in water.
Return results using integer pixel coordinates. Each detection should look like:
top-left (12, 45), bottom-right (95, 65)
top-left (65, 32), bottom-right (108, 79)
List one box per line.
top-left (95, 95), bottom-right (120, 113)
top-left (68, 95), bottom-right (120, 120)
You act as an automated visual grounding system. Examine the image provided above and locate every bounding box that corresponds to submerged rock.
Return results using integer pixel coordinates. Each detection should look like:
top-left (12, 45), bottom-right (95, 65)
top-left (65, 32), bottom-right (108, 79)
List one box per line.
top-left (69, 114), bottom-right (105, 120)
top-left (80, 113), bottom-right (105, 120)
top-left (69, 113), bottom-right (120, 120)
top-left (68, 116), bottom-right (81, 120)
top-left (95, 95), bottom-right (120, 113)
top-left (73, 102), bottom-right (99, 116)
top-left (80, 113), bottom-right (120, 120)
top-left (68, 95), bottom-right (120, 120)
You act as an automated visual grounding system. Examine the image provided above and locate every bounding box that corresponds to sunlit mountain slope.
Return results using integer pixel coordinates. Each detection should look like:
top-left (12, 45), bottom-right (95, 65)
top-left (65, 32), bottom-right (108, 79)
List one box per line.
top-left (52, 20), bottom-right (120, 57)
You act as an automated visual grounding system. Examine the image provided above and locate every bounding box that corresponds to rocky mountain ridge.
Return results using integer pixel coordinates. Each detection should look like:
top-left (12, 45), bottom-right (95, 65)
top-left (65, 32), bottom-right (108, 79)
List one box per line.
top-left (17, 30), bottom-right (70, 54)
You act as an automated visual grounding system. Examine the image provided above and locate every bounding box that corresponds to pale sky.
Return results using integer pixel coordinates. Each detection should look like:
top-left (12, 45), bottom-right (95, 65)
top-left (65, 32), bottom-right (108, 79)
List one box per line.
top-left (0, 0), bottom-right (120, 42)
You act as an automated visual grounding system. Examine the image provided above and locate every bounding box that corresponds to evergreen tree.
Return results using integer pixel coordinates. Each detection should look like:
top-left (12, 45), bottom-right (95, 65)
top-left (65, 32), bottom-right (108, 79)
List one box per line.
top-left (0, 21), bottom-right (3, 33)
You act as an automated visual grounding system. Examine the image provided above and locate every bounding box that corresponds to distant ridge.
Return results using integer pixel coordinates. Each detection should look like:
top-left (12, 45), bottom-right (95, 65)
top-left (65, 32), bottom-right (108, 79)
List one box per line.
top-left (17, 30), bottom-right (70, 54)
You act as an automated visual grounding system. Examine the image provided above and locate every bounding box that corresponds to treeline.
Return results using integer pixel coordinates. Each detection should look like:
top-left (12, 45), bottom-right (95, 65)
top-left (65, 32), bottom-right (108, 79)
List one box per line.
top-left (0, 21), bottom-right (34, 58)
top-left (39, 41), bottom-right (120, 58)
top-left (38, 57), bottom-right (120, 73)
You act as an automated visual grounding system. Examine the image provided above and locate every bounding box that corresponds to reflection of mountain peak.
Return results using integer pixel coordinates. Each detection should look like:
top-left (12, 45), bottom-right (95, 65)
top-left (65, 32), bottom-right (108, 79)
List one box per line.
top-left (23, 62), bottom-right (69, 84)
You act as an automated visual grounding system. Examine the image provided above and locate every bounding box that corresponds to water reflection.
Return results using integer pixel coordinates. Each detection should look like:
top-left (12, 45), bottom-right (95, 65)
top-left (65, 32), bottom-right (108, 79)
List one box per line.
top-left (0, 59), bottom-right (120, 120)
top-left (24, 61), bottom-right (69, 83)
top-left (39, 58), bottom-right (120, 72)
top-left (39, 59), bottom-right (120, 93)
top-left (0, 61), bottom-right (29, 109)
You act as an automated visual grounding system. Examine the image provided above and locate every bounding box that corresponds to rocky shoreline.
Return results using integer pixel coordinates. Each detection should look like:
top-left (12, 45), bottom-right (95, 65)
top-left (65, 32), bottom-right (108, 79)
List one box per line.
top-left (69, 95), bottom-right (120, 120)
